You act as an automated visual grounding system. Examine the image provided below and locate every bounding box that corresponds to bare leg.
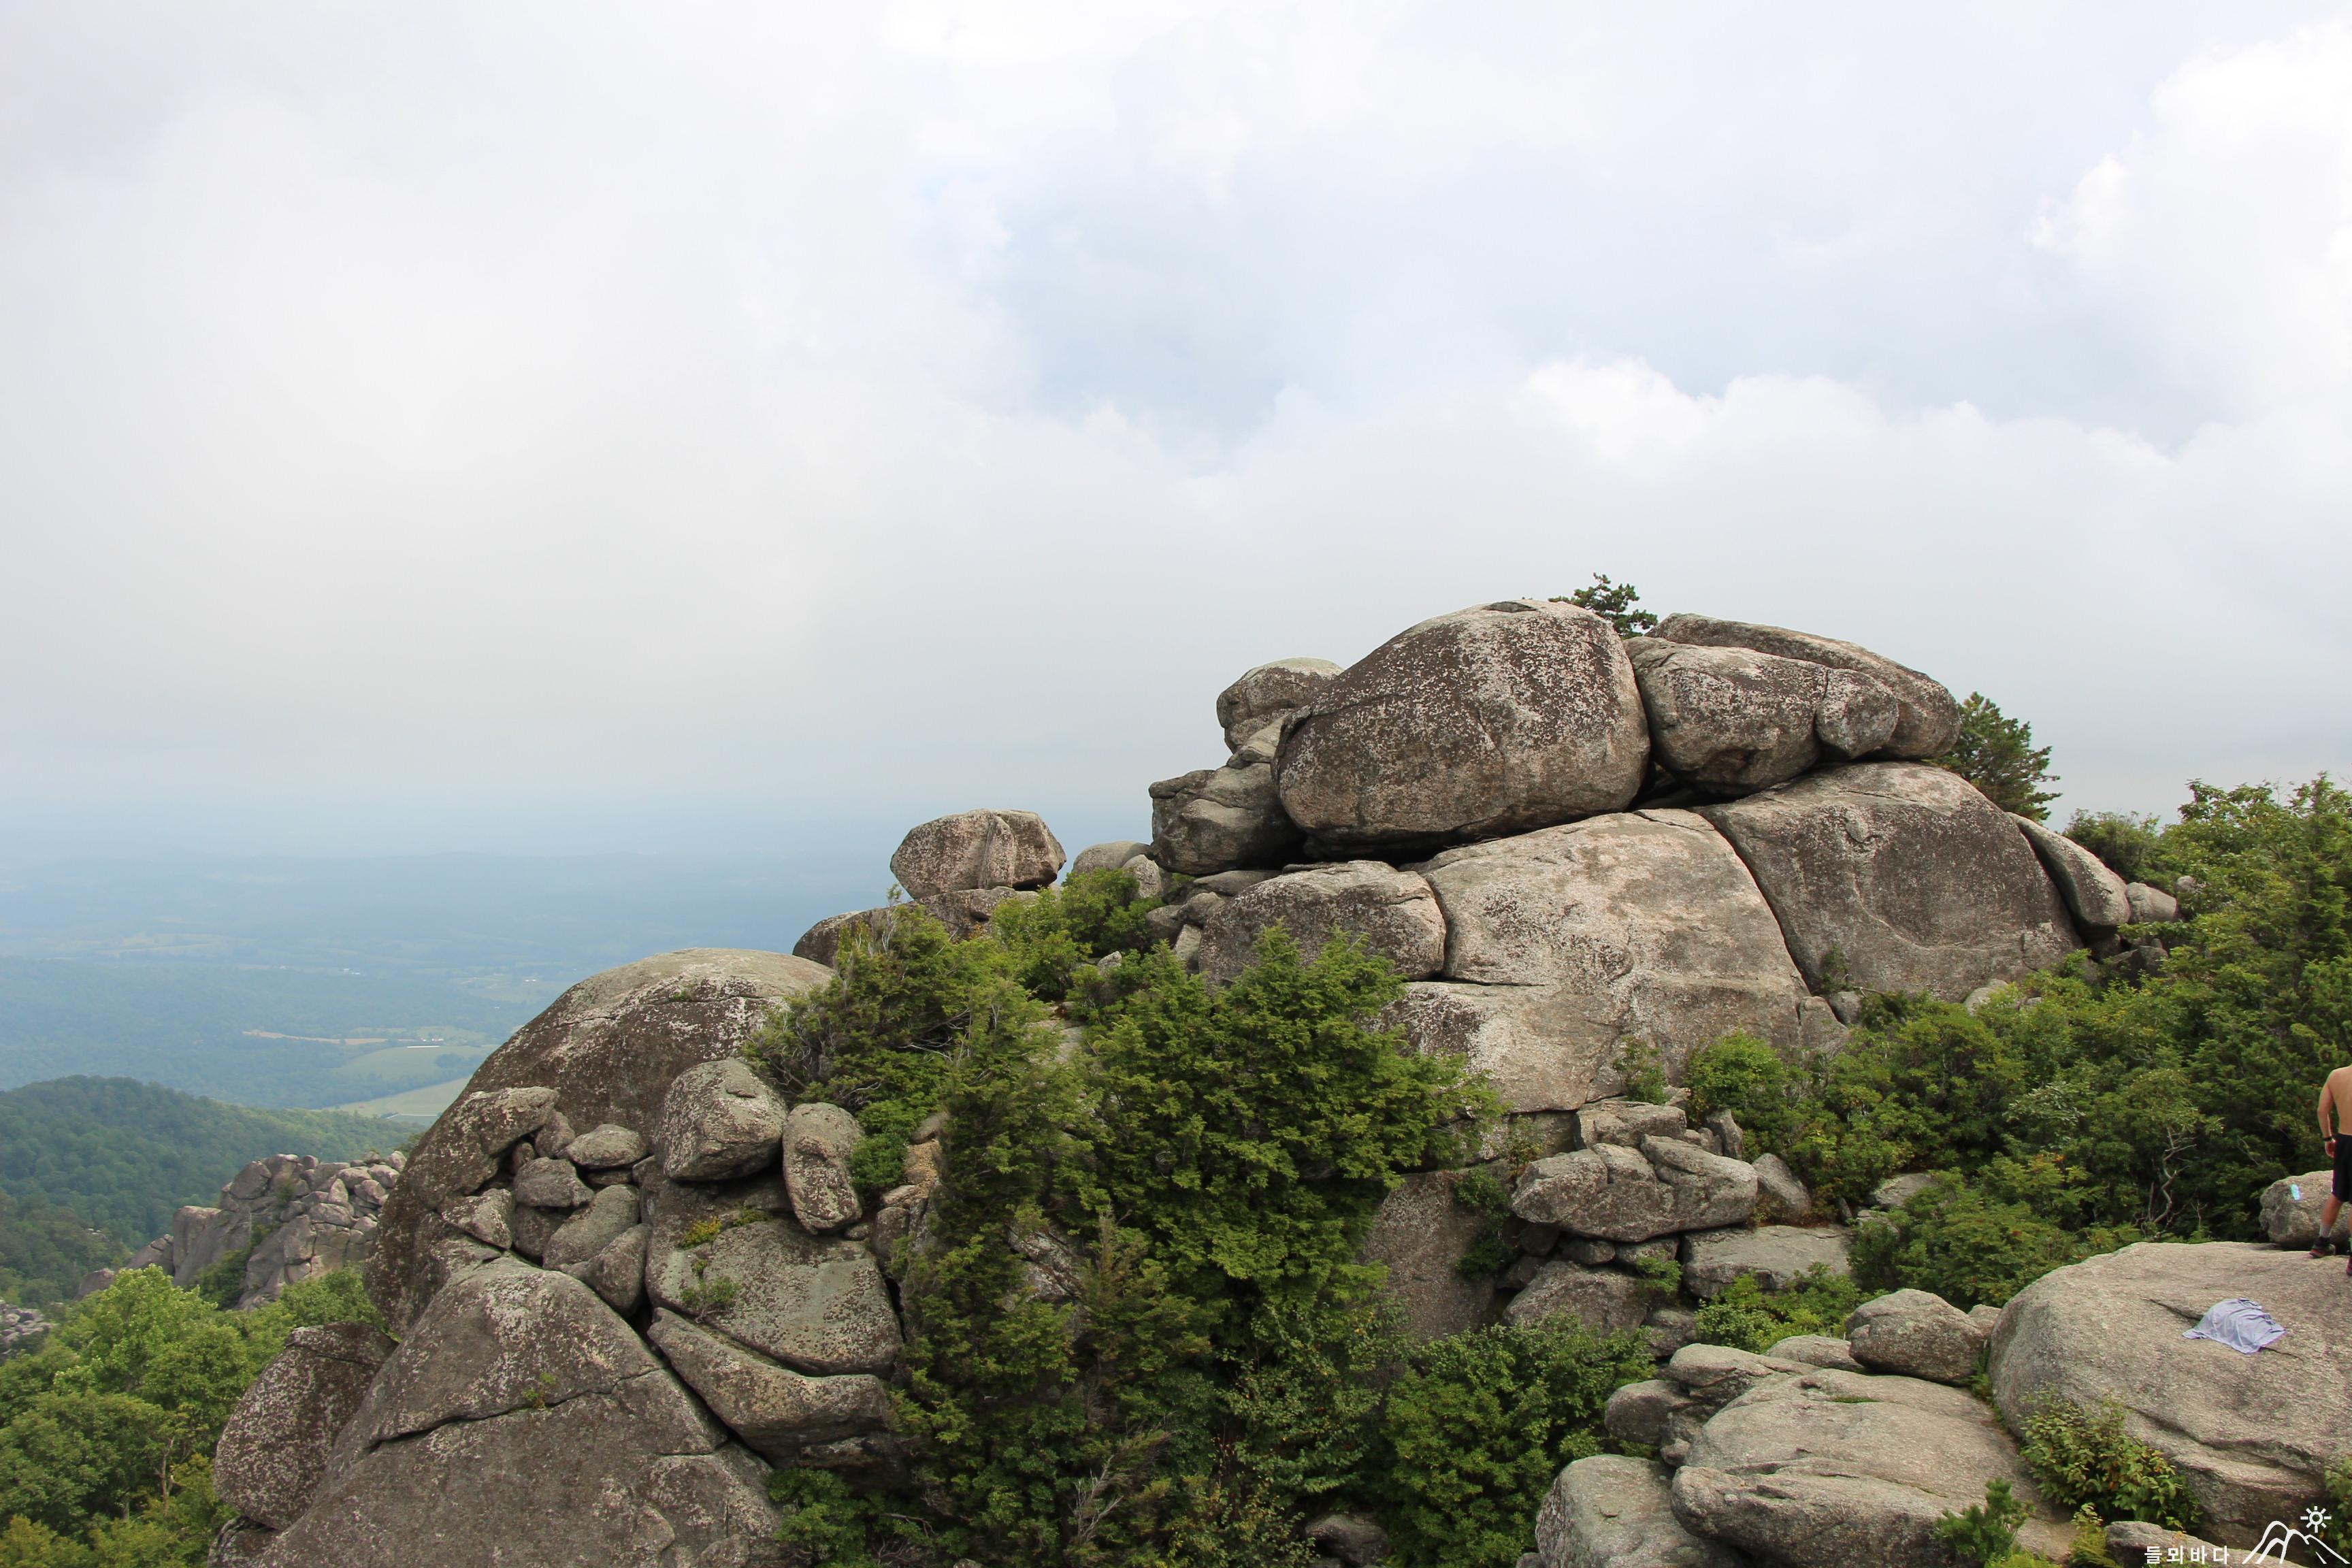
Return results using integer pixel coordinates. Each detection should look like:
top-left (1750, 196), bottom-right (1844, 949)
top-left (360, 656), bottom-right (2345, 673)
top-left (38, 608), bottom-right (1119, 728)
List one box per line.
top-left (2315, 1196), bottom-right (2345, 1256)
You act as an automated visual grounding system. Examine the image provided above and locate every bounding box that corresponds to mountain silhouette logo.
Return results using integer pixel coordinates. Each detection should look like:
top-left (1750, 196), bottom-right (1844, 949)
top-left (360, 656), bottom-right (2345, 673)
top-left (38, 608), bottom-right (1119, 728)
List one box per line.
top-left (2236, 1508), bottom-right (2350, 1564)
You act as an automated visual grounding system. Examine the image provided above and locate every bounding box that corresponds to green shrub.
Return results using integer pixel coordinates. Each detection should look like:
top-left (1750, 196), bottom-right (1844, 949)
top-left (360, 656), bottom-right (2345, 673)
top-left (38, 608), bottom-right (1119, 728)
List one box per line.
top-left (1612, 1039), bottom-right (1670, 1105)
top-left (1933, 1477), bottom-right (2030, 1566)
top-left (2063, 811), bottom-right (2168, 887)
top-left (1373, 1323), bottom-right (1654, 1568)
top-left (1689, 1268), bottom-right (1863, 1353)
top-left (1851, 1173), bottom-right (2134, 1310)
top-left (2019, 1395), bottom-right (2200, 1532)
top-left (1554, 574), bottom-right (1659, 636)
top-left (769, 1469), bottom-right (881, 1567)
top-left (1931, 693), bottom-right (2058, 819)
top-left (2323, 1456), bottom-right (2352, 1557)
top-left (1685, 1032), bottom-right (1798, 1152)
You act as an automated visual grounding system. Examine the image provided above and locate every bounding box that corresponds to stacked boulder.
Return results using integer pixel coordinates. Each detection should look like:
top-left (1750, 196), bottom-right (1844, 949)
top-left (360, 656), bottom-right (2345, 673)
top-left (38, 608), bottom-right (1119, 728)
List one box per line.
top-left (795, 809), bottom-right (1065, 963)
top-left (120, 1149), bottom-right (404, 1309)
top-left (1542, 1287), bottom-right (2074, 1568)
top-left (0, 1303), bottom-right (48, 1358)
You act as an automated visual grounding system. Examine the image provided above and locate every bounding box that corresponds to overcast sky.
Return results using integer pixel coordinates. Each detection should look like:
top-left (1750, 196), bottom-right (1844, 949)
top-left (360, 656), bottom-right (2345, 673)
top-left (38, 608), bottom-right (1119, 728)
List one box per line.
top-left (4, 2), bottom-right (2349, 865)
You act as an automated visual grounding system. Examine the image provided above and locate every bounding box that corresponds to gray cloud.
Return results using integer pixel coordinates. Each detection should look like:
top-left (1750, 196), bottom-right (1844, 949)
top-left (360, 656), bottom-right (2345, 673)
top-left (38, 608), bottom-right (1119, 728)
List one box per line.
top-left (1, 2), bottom-right (2346, 860)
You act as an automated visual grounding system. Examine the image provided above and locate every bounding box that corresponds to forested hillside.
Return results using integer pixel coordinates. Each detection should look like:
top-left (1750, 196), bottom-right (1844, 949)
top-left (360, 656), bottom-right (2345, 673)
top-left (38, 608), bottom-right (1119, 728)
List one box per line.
top-left (0, 1078), bottom-right (407, 1257)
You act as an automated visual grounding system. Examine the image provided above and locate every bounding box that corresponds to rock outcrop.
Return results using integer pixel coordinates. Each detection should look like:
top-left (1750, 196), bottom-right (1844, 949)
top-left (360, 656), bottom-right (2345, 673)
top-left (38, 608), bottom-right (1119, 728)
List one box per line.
top-left (125, 1150), bottom-right (404, 1309)
top-left (1624, 635), bottom-right (1899, 794)
top-left (1989, 1241), bottom-right (2352, 1544)
top-left (1652, 612), bottom-right (1962, 758)
top-left (1215, 656), bottom-right (1343, 751)
top-left (1151, 719), bottom-right (1305, 875)
top-left (212, 1322), bottom-right (395, 1529)
top-left (889, 809), bottom-right (1064, 901)
top-left (1194, 860), bottom-right (1446, 986)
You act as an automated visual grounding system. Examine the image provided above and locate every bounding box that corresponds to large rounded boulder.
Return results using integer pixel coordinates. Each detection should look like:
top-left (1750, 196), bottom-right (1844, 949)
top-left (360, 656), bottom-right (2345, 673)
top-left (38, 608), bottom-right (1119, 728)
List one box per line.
top-left (1652, 613), bottom-right (1962, 758)
top-left (368, 949), bottom-right (830, 1333)
top-left (1275, 599), bottom-right (1648, 851)
top-left (1698, 762), bottom-right (2079, 999)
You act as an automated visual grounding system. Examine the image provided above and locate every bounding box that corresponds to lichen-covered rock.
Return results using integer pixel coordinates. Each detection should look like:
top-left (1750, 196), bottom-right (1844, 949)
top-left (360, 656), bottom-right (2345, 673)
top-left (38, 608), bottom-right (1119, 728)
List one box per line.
top-left (1502, 1260), bottom-right (1648, 1334)
top-left (370, 950), bottom-right (828, 1333)
top-left (1749, 1154), bottom-right (1814, 1223)
top-left (1511, 1138), bottom-right (1757, 1243)
top-left (562, 1222), bottom-right (649, 1318)
top-left (657, 1060), bottom-right (788, 1183)
top-left (1150, 721), bottom-right (1304, 875)
top-left (1537, 1454), bottom-right (1742, 1568)
top-left (1216, 657), bottom-right (1343, 751)
top-left (1652, 613), bottom-right (1961, 758)
top-left (1671, 1365), bottom-right (2068, 1567)
top-left (644, 1175), bottom-right (900, 1376)
top-left (2259, 1169), bottom-right (2336, 1247)
top-left (440, 1189), bottom-right (512, 1251)
top-left (889, 809), bottom-right (1064, 900)
top-left (1403, 812), bottom-right (1808, 1104)
top-left (257, 1261), bottom-right (779, 1567)
top-left (1358, 1171), bottom-right (1497, 1340)
top-left (1844, 1288), bottom-right (1986, 1385)
top-left (1194, 860), bottom-right (1446, 987)
top-left (1624, 636), bottom-right (1899, 794)
top-left (1070, 840), bottom-right (1152, 878)
top-left (2127, 881), bottom-right (2182, 923)
top-left (542, 1183), bottom-right (641, 1269)
top-left (647, 1310), bottom-right (894, 1463)
top-left (567, 1123), bottom-right (650, 1171)
top-left (782, 1102), bottom-right (864, 1233)
top-left (1765, 1333), bottom-right (1865, 1373)
top-left (1699, 762), bottom-right (2080, 999)
top-left (513, 1156), bottom-right (593, 1211)
top-left (1989, 1241), bottom-right (2352, 1545)
top-left (213, 1322), bottom-right (395, 1529)
top-left (1276, 600), bottom-right (1649, 851)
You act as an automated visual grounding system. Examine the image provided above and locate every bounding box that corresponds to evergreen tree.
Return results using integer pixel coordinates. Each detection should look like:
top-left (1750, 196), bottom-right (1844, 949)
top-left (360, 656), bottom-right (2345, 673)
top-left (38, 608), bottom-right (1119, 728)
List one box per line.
top-left (1933, 693), bottom-right (2059, 819)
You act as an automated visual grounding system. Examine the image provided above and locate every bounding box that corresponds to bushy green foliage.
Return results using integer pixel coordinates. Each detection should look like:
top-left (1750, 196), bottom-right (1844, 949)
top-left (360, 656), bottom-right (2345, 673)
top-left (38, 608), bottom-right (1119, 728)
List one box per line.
top-left (1933, 693), bottom-right (2059, 819)
top-left (2064, 811), bottom-right (2168, 886)
top-left (0, 1192), bottom-right (122, 1309)
top-left (1689, 1268), bottom-right (1863, 1353)
top-left (2019, 1395), bottom-right (2200, 1532)
top-left (0, 1078), bottom-right (405, 1252)
top-left (1851, 1169), bottom-right (2136, 1310)
top-left (1612, 1038), bottom-right (1670, 1105)
top-left (1554, 574), bottom-right (1659, 636)
top-left (1684, 1032), bottom-right (1797, 1151)
top-left (2323, 1456), bottom-right (2352, 1556)
top-left (1933, 1477), bottom-right (2031, 1566)
top-left (1372, 1324), bottom-right (1653, 1567)
top-left (0, 1268), bottom-right (381, 1560)
top-left (1450, 1169), bottom-right (1513, 1279)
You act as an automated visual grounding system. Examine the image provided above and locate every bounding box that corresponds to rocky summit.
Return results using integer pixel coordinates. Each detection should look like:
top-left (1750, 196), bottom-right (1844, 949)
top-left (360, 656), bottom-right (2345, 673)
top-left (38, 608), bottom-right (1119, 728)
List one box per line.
top-left (196, 598), bottom-right (2334, 1568)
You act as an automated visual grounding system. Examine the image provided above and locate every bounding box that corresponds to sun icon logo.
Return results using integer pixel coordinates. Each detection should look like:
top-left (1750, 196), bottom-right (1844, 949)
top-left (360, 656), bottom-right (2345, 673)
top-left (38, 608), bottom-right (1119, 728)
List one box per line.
top-left (2308, 1505), bottom-right (2335, 1534)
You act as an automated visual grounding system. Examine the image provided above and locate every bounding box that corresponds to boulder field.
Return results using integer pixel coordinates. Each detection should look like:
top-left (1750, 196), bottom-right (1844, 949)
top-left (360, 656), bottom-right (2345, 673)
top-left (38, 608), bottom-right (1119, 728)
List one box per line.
top-left (203, 601), bottom-right (2238, 1567)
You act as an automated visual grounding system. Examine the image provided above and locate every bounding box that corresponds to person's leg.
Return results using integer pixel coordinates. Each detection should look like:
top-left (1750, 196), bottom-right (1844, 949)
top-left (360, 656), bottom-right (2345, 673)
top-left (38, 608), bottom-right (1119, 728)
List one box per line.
top-left (2317, 1196), bottom-right (2345, 1256)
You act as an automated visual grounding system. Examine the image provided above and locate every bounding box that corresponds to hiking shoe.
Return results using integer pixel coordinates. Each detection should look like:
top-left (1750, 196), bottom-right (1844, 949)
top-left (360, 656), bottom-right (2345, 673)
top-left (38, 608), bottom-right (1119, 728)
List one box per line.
top-left (2313, 1237), bottom-right (2339, 1258)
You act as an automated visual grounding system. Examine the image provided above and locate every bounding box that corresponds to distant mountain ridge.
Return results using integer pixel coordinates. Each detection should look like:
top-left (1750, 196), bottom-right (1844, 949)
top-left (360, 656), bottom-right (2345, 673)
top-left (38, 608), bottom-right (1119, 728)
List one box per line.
top-left (0, 1076), bottom-right (409, 1250)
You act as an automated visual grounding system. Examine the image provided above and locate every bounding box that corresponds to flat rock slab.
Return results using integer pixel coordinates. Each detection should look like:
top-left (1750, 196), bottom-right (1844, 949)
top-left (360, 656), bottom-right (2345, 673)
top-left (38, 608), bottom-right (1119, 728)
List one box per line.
top-left (1625, 636), bottom-right (1898, 795)
top-left (1673, 1366), bottom-right (2068, 1568)
top-left (1680, 1225), bottom-right (1852, 1298)
top-left (1989, 1240), bottom-right (2352, 1545)
top-left (1358, 1171), bottom-right (1498, 1341)
top-left (1512, 1137), bottom-right (1757, 1243)
top-left (647, 1310), bottom-right (894, 1463)
top-left (1276, 599), bottom-right (1648, 850)
top-left (1699, 762), bottom-right (2080, 1000)
top-left (1652, 613), bottom-right (1961, 758)
top-left (1503, 1260), bottom-right (1649, 1334)
top-left (213, 1322), bottom-right (395, 1530)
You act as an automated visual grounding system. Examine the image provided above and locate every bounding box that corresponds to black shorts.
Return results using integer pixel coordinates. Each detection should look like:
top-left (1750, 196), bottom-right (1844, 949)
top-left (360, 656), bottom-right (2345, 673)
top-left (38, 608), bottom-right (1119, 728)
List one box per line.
top-left (2335, 1135), bottom-right (2352, 1201)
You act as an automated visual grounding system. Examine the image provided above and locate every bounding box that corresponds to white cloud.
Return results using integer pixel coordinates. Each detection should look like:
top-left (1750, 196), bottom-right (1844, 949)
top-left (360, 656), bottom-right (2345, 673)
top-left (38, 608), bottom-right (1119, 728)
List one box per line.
top-left (0, 2), bottom-right (2347, 858)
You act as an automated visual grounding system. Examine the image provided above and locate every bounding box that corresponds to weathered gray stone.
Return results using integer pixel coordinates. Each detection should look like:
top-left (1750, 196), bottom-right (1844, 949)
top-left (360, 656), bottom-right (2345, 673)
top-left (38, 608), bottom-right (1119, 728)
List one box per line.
top-left (1537, 1454), bottom-right (1742, 1568)
top-left (1989, 1241), bottom-right (2352, 1545)
top-left (1671, 1365), bottom-right (2068, 1568)
top-left (1303, 1511), bottom-right (1390, 1567)
top-left (508, 1198), bottom-right (565, 1260)
top-left (2014, 814), bottom-right (2133, 931)
top-left (1360, 1171), bottom-right (1497, 1340)
top-left (1503, 1261), bottom-right (1650, 1334)
top-left (1749, 1154), bottom-right (1813, 1223)
top-left (1680, 1225), bottom-right (1851, 1298)
top-left (2107, 1520), bottom-right (2234, 1561)
top-left (259, 1262), bottom-right (777, 1568)
top-left (1659, 1341), bottom-right (1812, 1405)
top-left (567, 1123), bottom-right (650, 1171)
top-left (1846, 1288), bottom-right (1987, 1385)
top-left (1276, 600), bottom-right (1650, 851)
top-left (2127, 881), bottom-right (2182, 924)
top-left (647, 1310), bottom-right (894, 1463)
top-left (921, 885), bottom-right (1040, 938)
top-left (440, 1190), bottom-right (513, 1251)
top-left (214, 1322), bottom-right (395, 1530)
top-left (1574, 1098), bottom-right (1688, 1149)
top-left (657, 1060), bottom-right (788, 1183)
top-left (1625, 636), bottom-right (1899, 794)
top-left (1150, 721), bottom-right (1304, 876)
top-left (1644, 1307), bottom-right (1698, 1358)
top-left (1415, 811), bottom-right (1809, 1087)
top-left (514, 1156), bottom-right (593, 1211)
top-left (209, 1520), bottom-right (276, 1567)
top-left (1382, 982), bottom-right (1626, 1116)
top-left (1699, 762), bottom-right (2081, 1000)
top-left (1763, 1333), bottom-right (1865, 1373)
top-left (783, 1102), bottom-right (864, 1233)
top-left (1217, 657), bottom-right (1343, 752)
top-left (1652, 613), bottom-right (1961, 757)
top-left (889, 809), bottom-right (1064, 900)
top-left (1511, 1138), bottom-right (1757, 1242)
top-left (1601, 1378), bottom-right (1701, 1450)
top-left (564, 1222), bottom-right (649, 1317)
top-left (644, 1175), bottom-right (900, 1376)
top-left (370, 949), bottom-right (830, 1333)
top-left (542, 1183), bottom-right (641, 1270)
top-left (1872, 1173), bottom-right (1940, 1210)
top-left (2259, 1168), bottom-right (2337, 1247)
top-left (1195, 860), bottom-right (1446, 987)
top-left (791, 909), bottom-right (901, 967)
top-left (1070, 840), bottom-right (1152, 879)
